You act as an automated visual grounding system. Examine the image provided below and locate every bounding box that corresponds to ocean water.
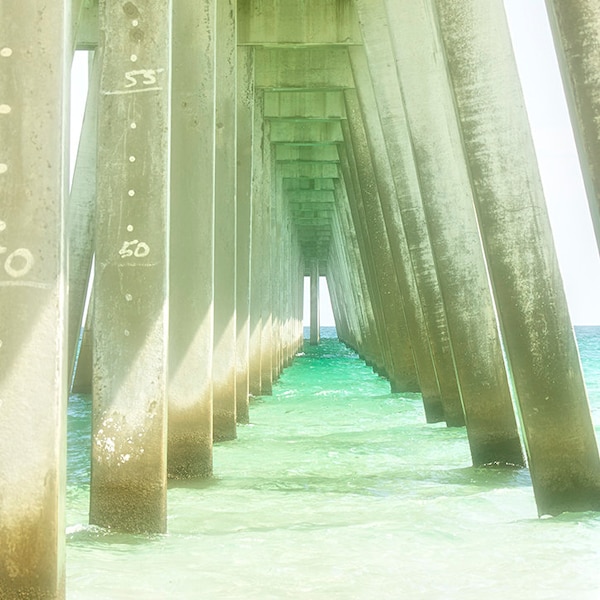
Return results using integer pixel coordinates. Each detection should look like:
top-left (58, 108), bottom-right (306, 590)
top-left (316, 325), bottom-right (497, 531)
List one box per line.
top-left (66, 326), bottom-right (600, 599)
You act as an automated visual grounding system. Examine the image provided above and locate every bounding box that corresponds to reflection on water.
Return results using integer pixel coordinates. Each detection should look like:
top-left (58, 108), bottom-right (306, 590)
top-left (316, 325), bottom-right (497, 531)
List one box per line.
top-left (66, 327), bottom-right (600, 599)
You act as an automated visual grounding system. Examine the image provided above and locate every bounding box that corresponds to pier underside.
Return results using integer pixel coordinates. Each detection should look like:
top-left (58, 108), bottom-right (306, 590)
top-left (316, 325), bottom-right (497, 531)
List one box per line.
top-left (3, 1), bottom-right (600, 597)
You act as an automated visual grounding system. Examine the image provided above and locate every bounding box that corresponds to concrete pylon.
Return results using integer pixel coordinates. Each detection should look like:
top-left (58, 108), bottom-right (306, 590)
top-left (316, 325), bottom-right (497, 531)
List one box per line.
top-left (350, 47), bottom-right (463, 426)
top-left (545, 0), bottom-right (600, 256)
top-left (344, 86), bottom-right (443, 419)
top-left (259, 118), bottom-right (274, 395)
top-left (248, 92), bottom-right (265, 397)
top-left (0, 3), bottom-right (68, 596)
top-left (67, 53), bottom-right (99, 388)
top-left (213, 0), bottom-right (238, 442)
top-left (235, 45), bottom-right (255, 424)
top-left (354, 0), bottom-right (523, 466)
top-left (168, 0), bottom-right (216, 479)
top-left (90, 0), bottom-right (171, 533)
top-left (435, 0), bottom-right (600, 515)
top-left (310, 259), bottom-right (320, 345)
top-left (344, 90), bottom-right (424, 394)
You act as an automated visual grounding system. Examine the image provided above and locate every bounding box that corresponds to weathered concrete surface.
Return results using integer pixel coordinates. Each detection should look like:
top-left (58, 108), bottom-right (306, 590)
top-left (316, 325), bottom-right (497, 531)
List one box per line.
top-left (436, 0), bottom-right (600, 514)
top-left (238, 0), bottom-right (361, 46)
top-left (345, 84), bottom-right (443, 420)
top-left (343, 93), bottom-right (421, 393)
top-left (248, 91), bottom-right (266, 397)
top-left (0, 2), bottom-right (68, 596)
top-left (236, 46), bottom-right (254, 424)
top-left (71, 310), bottom-right (93, 395)
top-left (355, 0), bottom-right (523, 465)
top-left (168, 0), bottom-right (216, 478)
top-left (546, 0), bottom-right (600, 256)
top-left (259, 117), bottom-right (274, 395)
top-left (90, 0), bottom-right (171, 532)
top-left (213, 0), bottom-right (238, 442)
top-left (310, 260), bottom-right (320, 345)
top-left (67, 54), bottom-right (99, 387)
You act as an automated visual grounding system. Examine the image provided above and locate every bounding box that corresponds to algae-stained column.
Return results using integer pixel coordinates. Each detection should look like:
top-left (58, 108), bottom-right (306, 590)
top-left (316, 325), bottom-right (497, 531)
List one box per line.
top-left (310, 259), bottom-right (320, 345)
top-left (355, 0), bottom-right (523, 466)
top-left (545, 0), bottom-right (600, 252)
top-left (248, 91), bottom-right (266, 396)
top-left (213, 0), bottom-right (238, 441)
top-left (343, 92), bottom-right (421, 394)
top-left (435, 0), bottom-right (600, 514)
top-left (68, 54), bottom-right (100, 386)
top-left (91, 0), bottom-right (171, 533)
top-left (236, 45), bottom-right (255, 424)
top-left (349, 45), bottom-right (463, 426)
top-left (0, 3), bottom-right (68, 596)
top-left (168, 0), bottom-right (216, 478)
top-left (344, 86), bottom-right (442, 419)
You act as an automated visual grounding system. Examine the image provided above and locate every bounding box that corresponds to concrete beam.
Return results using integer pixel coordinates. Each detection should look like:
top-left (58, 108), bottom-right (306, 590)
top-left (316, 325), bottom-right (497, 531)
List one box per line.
top-left (238, 0), bottom-right (361, 46)
top-left (274, 145), bottom-right (339, 163)
top-left (270, 121), bottom-right (344, 144)
top-left (90, 0), bottom-right (171, 533)
top-left (168, 0), bottom-right (216, 479)
top-left (254, 47), bottom-right (354, 90)
top-left (0, 3), bottom-right (69, 596)
top-left (68, 52), bottom-right (99, 390)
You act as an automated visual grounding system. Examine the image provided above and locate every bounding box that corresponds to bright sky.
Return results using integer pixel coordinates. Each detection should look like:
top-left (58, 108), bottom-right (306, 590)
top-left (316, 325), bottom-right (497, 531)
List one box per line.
top-left (71, 2), bottom-right (600, 328)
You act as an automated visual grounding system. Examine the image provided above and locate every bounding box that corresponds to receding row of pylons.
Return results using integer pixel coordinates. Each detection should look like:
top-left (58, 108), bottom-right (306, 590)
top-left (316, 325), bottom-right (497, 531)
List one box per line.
top-left (3, 1), bottom-right (600, 598)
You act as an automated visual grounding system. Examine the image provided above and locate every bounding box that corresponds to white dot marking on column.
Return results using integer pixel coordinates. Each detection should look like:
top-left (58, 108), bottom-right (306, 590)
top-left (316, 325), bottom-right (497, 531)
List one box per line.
top-left (128, 190), bottom-right (135, 197)
top-left (124, 329), bottom-right (130, 337)
top-left (0, 221), bottom-right (6, 232)
top-left (0, 164), bottom-right (7, 174)
top-left (129, 156), bottom-right (136, 162)
top-left (132, 19), bottom-right (139, 26)
top-left (130, 54), bottom-right (138, 62)
top-left (127, 225), bottom-right (134, 232)
top-left (0, 48), bottom-right (13, 58)
top-left (0, 105), bottom-right (11, 114)
top-left (130, 122), bottom-right (137, 129)
top-left (125, 293), bottom-right (133, 302)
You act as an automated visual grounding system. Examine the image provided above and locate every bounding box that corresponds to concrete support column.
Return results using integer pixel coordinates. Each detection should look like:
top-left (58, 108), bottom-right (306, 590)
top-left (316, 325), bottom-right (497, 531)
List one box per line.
top-left (248, 91), bottom-right (265, 396)
top-left (344, 91), bottom-right (421, 394)
top-left (168, 0), bottom-right (216, 478)
top-left (349, 46), bottom-right (461, 425)
top-left (71, 303), bottom-right (93, 395)
top-left (333, 175), bottom-right (383, 367)
top-left (355, 0), bottom-right (523, 466)
top-left (344, 85), bottom-right (442, 417)
top-left (259, 121), bottom-right (274, 394)
top-left (235, 46), bottom-right (254, 424)
top-left (0, 3), bottom-right (68, 596)
top-left (310, 259), bottom-right (320, 345)
top-left (68, 53), bottom-right (99, 386)
top-left (91, 0), bottom-right (171, 533)
top-left (212, 0), bottom-right (237, 442)
top-left (436, 0), bottom-right (600, 514)
top-left (545, 0), bottom-right (600, 253)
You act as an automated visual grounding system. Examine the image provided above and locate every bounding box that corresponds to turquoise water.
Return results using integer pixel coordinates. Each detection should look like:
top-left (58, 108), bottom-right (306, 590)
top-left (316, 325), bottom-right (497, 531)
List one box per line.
top-left (66, 327), bottom-right (600, 599)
